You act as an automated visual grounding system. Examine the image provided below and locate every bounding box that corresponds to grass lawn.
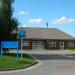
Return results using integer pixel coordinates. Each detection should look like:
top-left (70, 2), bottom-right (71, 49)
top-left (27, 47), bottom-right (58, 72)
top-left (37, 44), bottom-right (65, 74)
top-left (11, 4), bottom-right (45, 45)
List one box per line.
top-left (0, 53), bottom-right (36, 71)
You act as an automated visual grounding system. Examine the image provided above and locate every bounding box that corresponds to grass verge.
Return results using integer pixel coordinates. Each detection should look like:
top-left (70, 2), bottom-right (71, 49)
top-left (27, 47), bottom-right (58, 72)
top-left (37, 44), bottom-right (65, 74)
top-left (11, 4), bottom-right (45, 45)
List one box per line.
top-left (0, 53), bottom-right (37, 71)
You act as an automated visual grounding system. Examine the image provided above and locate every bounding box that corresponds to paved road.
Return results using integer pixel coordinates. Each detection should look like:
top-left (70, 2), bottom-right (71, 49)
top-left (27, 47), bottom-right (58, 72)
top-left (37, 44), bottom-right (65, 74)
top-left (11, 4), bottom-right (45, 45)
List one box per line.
top-left (1, 50), bottom-right (75, 75)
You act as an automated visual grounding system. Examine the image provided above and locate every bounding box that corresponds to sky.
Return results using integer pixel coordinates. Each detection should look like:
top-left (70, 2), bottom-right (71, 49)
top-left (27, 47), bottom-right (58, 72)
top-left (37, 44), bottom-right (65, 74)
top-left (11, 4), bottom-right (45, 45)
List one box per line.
top-left (13, 0), bottom-right (75, 37)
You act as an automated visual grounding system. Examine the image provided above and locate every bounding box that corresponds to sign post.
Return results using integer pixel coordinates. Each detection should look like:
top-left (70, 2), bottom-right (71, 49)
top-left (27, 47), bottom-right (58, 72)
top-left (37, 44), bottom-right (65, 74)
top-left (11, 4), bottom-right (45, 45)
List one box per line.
top-left (21, 37), bottom-right (23, 60)
top-left (0, 42), bottom-right (3, 59)
top-left (18, 29), bottom-right (26, 60)
top-left (1, 41), bottom-right (18, 62)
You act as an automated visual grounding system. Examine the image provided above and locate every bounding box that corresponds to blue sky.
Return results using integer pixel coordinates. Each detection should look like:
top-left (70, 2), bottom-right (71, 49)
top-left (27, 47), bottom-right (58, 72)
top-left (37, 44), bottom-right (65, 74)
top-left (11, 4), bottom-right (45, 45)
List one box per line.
top-left (13, 0), bottom-right (75, 37)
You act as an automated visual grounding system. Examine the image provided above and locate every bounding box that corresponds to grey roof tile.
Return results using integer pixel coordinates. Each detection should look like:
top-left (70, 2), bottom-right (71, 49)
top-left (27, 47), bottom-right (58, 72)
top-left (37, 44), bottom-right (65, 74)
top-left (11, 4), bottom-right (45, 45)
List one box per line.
top-left (18, 27), bottom-right (75, 40)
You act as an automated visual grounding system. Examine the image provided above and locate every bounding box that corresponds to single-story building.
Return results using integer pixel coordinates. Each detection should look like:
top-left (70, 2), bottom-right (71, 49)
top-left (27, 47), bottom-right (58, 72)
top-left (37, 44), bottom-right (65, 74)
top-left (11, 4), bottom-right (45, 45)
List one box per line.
top-left (18, 27), bottom-right (75, 50)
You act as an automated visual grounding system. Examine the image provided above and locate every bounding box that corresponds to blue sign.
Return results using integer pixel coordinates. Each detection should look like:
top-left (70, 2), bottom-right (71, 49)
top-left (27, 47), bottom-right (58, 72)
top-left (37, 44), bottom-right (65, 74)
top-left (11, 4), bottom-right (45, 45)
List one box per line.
top-left (0, 41), bottom-right (19, 62)
top-left (1, 41), bottom-right (18, 48)
top-left (18, 30), bottom-right (26, 38)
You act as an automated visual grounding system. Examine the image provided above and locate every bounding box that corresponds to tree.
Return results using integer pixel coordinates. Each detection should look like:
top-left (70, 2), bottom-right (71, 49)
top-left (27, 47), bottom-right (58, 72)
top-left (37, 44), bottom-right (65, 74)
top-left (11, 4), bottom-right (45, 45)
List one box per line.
top-left (0, 0), bottom-right (19, 40)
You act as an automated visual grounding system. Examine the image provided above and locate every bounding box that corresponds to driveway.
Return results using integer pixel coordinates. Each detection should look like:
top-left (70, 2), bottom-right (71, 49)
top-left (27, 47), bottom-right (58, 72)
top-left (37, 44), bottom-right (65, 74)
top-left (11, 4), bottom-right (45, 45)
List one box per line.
top-left (1, 50), bottom-right (75, 75)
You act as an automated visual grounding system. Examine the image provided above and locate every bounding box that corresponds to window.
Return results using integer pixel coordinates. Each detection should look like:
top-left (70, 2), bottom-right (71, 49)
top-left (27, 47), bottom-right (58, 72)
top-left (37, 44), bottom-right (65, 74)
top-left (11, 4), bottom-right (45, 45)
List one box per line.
top-left (22, 40), bottom-right (29, 46)
top-left (49, 41), bottom-right (56, 48)
top-left (32, 41), bottom-right (44, 49)
top-left (68, 41), bottom-right (74, 47)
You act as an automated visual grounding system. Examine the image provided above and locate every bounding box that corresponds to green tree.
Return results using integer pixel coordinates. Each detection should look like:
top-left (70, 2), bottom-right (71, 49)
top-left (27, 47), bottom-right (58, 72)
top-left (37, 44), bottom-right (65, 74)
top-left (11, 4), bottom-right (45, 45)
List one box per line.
top-left (0, 0), bottom-right (19, 40)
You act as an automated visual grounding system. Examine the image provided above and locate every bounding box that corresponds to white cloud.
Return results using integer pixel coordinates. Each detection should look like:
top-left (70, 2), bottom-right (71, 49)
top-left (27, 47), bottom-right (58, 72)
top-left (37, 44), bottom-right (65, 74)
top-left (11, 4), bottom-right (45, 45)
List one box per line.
top-left (51, 16), bottom-right (75, 25)
top-left (28, 18), bottom-right (44, 24)
top-left (19, 11), bottom-right (29, 16)
top-left (18, 25), bottom-right (27, 28)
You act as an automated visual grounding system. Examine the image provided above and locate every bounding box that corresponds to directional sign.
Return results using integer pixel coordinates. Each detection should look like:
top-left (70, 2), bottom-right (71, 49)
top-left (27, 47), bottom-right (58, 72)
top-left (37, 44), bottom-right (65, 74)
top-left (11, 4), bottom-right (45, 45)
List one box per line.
top-left (18, 30), bottom-right (26, 38)
top-left (18, 30), bottom-right (26, 60)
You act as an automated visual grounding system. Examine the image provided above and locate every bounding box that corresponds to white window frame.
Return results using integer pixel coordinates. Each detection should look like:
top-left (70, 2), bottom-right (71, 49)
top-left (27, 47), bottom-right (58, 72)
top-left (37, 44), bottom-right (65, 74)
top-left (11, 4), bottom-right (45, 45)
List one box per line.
top-left (32, 41), bottom-right (44, 49)
top-left (49, 41), bottom-right (56, 48)
top-left (68, 41), bottom-right (74, 47)
top-left (22, 40), bottom-right (29, 46)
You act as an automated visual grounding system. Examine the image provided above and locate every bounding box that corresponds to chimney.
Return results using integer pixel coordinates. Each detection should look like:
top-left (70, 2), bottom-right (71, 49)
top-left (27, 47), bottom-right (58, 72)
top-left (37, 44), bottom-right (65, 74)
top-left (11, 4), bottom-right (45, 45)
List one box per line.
top-left (46, 22), bottom-right (48, 28)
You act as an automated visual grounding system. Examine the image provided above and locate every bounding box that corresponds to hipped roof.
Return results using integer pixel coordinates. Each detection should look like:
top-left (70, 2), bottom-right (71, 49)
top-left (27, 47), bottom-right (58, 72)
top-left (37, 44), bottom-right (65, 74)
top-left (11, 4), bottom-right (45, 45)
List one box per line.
top-left (18, 27), bottom-right (75, 40)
